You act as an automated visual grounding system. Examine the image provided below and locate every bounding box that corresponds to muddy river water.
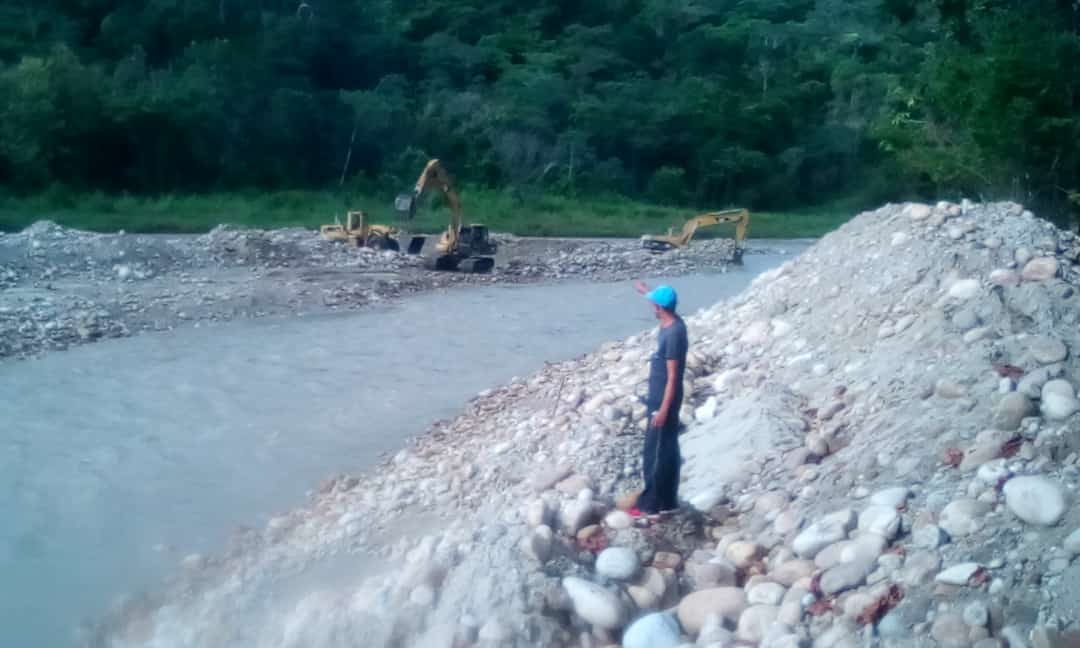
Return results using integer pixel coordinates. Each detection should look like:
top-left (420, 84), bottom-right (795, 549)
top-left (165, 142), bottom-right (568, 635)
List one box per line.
top-left (0, 242), bottom-right (809, 647)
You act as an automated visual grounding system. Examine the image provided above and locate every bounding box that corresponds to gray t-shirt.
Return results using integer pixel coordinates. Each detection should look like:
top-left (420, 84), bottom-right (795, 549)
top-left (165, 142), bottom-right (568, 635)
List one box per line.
top-left (646, 316), bottom-right (688, 413)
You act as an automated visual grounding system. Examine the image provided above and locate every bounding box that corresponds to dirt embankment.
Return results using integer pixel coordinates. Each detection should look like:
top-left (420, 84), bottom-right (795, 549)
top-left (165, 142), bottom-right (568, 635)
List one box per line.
top-left (0, 222), bottom-right (744, 361)
top-left (92, 201), bottom-right (1080, 648)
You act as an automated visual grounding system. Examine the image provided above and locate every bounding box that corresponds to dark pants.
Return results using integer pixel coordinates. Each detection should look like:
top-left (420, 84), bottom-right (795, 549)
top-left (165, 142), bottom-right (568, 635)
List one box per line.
top-left (637, 414), bottom-right (681, 513)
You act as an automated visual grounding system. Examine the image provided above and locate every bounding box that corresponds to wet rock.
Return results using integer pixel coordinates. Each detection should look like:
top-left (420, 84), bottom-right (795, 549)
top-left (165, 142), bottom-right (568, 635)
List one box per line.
top-left (1002, 476), bottom-right (1067, 526)
top-left (562, 577), bottom-right (627, 629)
top-left (676, 587), bottom-right (748, 635)
top-left (596, 547), bottom-right (640, 580)
top-left (621, 612), bottom-right (682, 648)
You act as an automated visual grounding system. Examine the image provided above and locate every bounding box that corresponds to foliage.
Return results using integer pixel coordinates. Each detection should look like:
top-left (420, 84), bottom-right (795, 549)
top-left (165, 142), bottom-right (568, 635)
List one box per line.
top-left (0, 0), bottom-right (1076, 226)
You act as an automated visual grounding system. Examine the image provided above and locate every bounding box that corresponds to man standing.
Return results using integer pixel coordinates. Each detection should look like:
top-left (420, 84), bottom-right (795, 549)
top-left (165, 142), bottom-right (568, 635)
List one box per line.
top-left (631, 281), bottom-right (689, 519)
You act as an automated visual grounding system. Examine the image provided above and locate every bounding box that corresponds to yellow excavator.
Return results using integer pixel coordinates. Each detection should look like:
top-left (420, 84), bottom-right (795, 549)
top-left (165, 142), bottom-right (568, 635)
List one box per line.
top-left (395, 159), bottom-right (497, 273)
top-left (319, 210), bottom-right (402, 251)
top-left (641, 208), bottom-right (750, 262)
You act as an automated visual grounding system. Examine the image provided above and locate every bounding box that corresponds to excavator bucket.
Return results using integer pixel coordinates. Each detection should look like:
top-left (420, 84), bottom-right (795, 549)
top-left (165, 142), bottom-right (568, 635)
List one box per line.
top-left (406, 236), bottom-right (426, 255)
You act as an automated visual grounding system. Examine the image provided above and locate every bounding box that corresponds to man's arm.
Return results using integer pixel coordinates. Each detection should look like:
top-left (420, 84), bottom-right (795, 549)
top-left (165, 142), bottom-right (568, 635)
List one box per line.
top-left (652, 358), bottom-right (679, 428)
top-left (635, 281), bottom-right (649, 295)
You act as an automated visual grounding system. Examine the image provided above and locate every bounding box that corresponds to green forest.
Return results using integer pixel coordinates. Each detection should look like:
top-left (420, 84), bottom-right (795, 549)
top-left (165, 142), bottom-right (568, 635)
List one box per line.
top-left (0, 0), bottom-right (1078, 232)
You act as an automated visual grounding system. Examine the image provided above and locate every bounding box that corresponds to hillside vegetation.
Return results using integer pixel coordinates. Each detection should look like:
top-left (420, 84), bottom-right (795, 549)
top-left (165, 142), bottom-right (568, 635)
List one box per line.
top-left (0, 1), bottom-right (1077, 229)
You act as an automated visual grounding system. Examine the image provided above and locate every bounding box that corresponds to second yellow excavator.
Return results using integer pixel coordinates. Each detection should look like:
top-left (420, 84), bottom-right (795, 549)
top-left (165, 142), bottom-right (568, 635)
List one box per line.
top-left (396, 159), bottom-right (497, 273)
top-left (641, 208), bottom-right (750, 262)
top-left (319, 210), bottom-right (401, 250)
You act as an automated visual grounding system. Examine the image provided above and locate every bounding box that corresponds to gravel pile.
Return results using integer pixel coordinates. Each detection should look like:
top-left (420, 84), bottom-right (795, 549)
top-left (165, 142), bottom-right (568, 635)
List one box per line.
top-left (500, 238), bottom-right (740, 280)
top-left (89, 200), bottom-right (1080, 648)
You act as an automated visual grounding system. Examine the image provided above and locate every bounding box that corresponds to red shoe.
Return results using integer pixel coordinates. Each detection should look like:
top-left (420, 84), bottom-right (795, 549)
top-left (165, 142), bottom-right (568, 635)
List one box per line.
top-left (628, 507), bottom-right (644, 518)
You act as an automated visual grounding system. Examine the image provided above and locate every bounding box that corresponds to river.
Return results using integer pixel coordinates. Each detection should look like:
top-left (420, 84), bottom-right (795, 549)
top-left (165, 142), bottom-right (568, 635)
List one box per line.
top-left (0, 242), bottom-right (809, 647)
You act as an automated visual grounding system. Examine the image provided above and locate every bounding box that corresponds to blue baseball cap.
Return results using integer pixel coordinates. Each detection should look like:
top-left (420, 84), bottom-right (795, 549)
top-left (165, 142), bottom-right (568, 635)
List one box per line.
top-left (646, 284), bottom-right (678, 310)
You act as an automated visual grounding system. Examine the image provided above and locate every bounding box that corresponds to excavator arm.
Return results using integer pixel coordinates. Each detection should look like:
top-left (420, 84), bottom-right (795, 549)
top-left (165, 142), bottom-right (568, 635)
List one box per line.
top-left (404, 159), bottom-right (463, 251)
top-left (642, 208), bottom-right (749, 259)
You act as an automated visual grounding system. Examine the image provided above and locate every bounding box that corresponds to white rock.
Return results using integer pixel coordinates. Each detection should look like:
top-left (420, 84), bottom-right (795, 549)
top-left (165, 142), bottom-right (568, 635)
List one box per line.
top-left (1041, 385), bottom-right (1080, 421)
top-left (963, 601), bottom-right (989, 627)
top-left (621, 612), bottom-right (682, 648)
top-left (939, 499), bottom-right (990, 537)
top-left (792, 509), bottom-right (856, 558)
top-left (891, 232), bottom-right (910, 246)
top-left (1028, 336), bottom-right (1068, 364)
top-left (858, 505), bottom-right (901, 540)
top-left (1002, 475), bottom-right (1067, 526)
top-left (562, 576), bottom-right (627, 629)
top-left (478, 619), bottom-right (512, 642)
top-left (869, 487), bottom-right (910, 509)
top-left (596, 547), bottom-right (640, 580)
top-left (747, 582), bottom-right (786, 606)
top-left (907, 204), bottom-right (932, 220)
top-left (736, 605), bottom-right (779, 643)
top-left (819, 559), bottom-right (874, 595)
top-left (115, 264), bottom-right (131, 280)
top-left (948, 278), bottom-right (981, 300)
top-left (1064, 528), bottom-right (1080, 556)
top-left (689, 488), bottom-right (725, 513)
top-left (935, 562), bottom-right (982, 586)
top-left (695, 397), bottom-right (719, 422)
top-left (604, 510), bottom-right (633, 530)
top-left (976, 459), bottom-right (1010, 485)
top-left (1021, 256), bottom-right (1059, 281)
top-left (913, 524), bottom-right (948, 549)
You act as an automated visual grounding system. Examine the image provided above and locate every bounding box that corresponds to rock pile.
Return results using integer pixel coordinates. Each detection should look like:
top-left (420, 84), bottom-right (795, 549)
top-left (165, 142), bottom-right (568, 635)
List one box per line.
top-left (499, 238), bottom-right (741, 280)
top-left (94, 201), bottom-right (1080, 648)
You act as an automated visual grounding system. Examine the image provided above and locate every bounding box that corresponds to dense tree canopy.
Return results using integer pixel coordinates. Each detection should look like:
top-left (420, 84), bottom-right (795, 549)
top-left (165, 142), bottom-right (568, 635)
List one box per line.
top-left (0, 0), bottom-right (1077, 222)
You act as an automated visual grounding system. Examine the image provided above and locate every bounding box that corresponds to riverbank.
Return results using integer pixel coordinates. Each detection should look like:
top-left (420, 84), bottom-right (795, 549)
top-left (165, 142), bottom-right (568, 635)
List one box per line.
top-left (0, 190), bottom-right (853, 239)
top-left (92, 200), bottom-right (1080, 648)
top-left (0, 218), bottom-right (805, 360)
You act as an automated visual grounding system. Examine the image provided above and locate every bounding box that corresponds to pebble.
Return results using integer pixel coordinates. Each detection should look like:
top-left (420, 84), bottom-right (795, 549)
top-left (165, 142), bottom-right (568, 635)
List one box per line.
top-left (931, 612), bottom-right (971, 647)
top-left (596, 547), bottom-right (640, 580)
top-left (1002, 475), bottom-right (1067, 526)
top-left (963, 601), bottom-right (990, 627)
top-left (989, 269), bottom-right (1021, 286)
top-left (820, 559), bottom-right (875, 595)
top-left (939, 499), bottom-right (990, 537)
top-left (747, 582), bottom-right (787, 606)
top-left (724, 541), bottom-right (762, 569)
top-left (858, 505), bottom-right (901, 540)
top-left (948, 279), bottom-right (981, 300)
top-left (792, 509), bottom-right (856, 558)
top-left (1064, 528), bottom-right (1080, 556)
top-left (735, 605), bottom-right (779, 643)
top-left (914, 524), bottom-right (948, 549)
top-left (676, 587), bottom-right (748, 635)
top-left (621, 612), bottom-right (682, 648)
top-left (562, 577), bottom-right (627, 629)
top-left (1027, 336), bottom-right (1068, 364)
top-left (869, 486), bottom-right (910, 509)
top-left (1040, 379), bottom-right (1080, 420)
top-left (935, 562), bottom-right (982, 586)
top-left (604, 510), bottom-right (632, 530)
top-left (992, 393), bottom-right (1034, 431)
top-left (935, 379), bottom-right (969, 399)
top-left (1021, 257), bottom-right (1059, 281)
